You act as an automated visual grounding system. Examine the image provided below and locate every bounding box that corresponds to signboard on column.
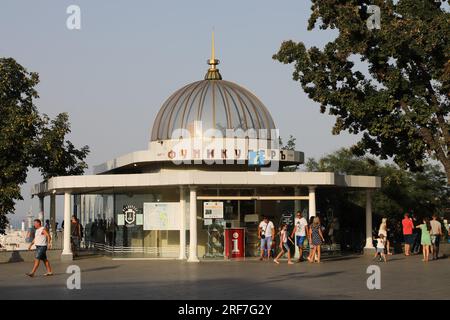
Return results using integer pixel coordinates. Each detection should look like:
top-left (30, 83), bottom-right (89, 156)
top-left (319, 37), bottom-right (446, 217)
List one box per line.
top-left (203, 202), bottom-right (224, 219)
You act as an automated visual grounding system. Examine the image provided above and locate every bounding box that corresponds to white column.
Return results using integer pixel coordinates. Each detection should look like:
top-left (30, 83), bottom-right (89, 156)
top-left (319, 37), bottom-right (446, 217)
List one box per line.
top-left (50, 194), bottom-right (56, 239)
top-left (178, 187), bottom-right (187, 260)
top-left (294, 187), bottom-right (301, 259)
top-left (294, 187), bottom-right (301, 213)
top-left (61, 192), bottom-right (73, 260)
top-left (188, 186), bottom-right (199, 262)
top-left (364, 190), bottom-right (375, 251)
top-left (237, 190), bottom-right (241, 225)
top-left (38, 196), bottom-right (44, 222)
top-left (308, 186), bottom-right (316, 219)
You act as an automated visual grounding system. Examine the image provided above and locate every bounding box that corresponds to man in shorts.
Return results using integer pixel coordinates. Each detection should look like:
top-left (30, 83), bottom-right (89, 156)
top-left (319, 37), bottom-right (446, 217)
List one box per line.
top-left (291, 211), bottom-right (308, 262)
top-left (430, 214), bottom-right (442, 260)
top-left (402, 213), bottom-right (414, 256)
top-left (258, 216), bottom-right (275, 261)
top-left (27, 219), bottom-right (53, 277)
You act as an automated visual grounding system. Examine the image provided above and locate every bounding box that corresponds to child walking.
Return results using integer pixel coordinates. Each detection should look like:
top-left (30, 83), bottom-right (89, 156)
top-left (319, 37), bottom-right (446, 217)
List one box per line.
top-left (274, 224), bottom-right (294, 265)
top-left (373, 234), bottom-right (387, 262)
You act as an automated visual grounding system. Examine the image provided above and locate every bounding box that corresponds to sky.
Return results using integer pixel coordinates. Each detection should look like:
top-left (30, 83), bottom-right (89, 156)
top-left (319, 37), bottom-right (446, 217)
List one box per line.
top-left (1, 0), bottom-right (361, 227)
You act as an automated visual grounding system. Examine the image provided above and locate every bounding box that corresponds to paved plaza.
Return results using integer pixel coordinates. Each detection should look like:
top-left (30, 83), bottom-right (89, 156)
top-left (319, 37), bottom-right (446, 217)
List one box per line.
top-left (0, 250), bottom-right (449, 300)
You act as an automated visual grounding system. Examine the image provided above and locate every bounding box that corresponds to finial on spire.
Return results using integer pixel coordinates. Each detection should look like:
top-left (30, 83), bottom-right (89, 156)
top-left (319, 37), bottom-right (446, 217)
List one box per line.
top-left (205, 30), bottom-right (222, 80)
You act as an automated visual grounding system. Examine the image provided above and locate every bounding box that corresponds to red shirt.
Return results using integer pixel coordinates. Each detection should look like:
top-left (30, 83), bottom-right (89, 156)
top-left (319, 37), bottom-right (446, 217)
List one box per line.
top-left (402, 218), bottom-right (414, 235)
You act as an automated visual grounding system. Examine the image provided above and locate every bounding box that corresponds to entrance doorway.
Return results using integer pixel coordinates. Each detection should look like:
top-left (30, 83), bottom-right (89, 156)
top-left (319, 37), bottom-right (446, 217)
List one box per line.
top-left (198, 191), bottom-right (310, 258)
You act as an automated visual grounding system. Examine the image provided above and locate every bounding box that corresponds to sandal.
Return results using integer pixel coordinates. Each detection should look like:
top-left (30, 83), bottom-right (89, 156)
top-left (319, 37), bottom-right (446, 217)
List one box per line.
top-left (26, 273), bottom-right (35, 277)
top-left (44, 272), bottom-right (53, 276)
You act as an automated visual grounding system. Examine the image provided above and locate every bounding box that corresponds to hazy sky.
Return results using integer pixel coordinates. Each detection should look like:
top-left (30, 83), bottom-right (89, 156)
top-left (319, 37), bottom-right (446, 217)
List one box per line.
top-left (1, 0), bottom-right (360, 226)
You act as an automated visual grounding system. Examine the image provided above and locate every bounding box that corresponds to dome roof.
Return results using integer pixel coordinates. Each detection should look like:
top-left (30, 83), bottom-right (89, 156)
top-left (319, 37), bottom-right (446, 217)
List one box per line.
top-left (151, 69), bottom-right (276, 142)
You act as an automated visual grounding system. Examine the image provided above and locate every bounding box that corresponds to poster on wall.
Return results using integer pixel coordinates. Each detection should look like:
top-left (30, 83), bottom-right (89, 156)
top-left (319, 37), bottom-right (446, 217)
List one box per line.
top-left (143, 202), bottom-right (181, 230)
top-left (203, 202), bottom-right (224, 219)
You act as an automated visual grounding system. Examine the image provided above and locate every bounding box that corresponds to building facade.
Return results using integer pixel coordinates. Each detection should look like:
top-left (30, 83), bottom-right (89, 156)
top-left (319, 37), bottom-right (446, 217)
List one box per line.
top-left (31, 39), bottom-right (381, 261)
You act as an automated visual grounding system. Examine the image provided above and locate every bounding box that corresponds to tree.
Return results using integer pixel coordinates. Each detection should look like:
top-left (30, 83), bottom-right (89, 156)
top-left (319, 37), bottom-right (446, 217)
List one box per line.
top-left (273, 0), bottom-right (450, 183)
top-left (31, 113), bottom-right (89, 180)
top-left (305, 148), bottom-right (450, 220)
top-left (303, 147), bottom-right (450, 250)
top-left (0, 58), bottom-right (89, 233)
top-left (0, 58), bottom-right (41, 234)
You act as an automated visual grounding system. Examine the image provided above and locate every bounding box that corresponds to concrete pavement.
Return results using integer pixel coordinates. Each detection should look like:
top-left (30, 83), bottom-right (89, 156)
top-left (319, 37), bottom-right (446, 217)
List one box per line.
top-left (0, 252), bottom-right (449, 300)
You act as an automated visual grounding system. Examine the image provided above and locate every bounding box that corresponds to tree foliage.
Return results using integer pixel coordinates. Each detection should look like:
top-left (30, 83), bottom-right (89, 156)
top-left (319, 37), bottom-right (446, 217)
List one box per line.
top-left (274, 0), bottom-right (450, 183)
top-left (31, 113), bottom-right (89, 180)
top-left (0, 58), bottom-right (89, 233)
top-left (279, 135), bottom-right (299, 172)
top-left (0, 58), bottom-right (41, 234)
top-left (279, 134), bottom-right (297, 150)
top-left (305, 148), bottom-right (450, 220)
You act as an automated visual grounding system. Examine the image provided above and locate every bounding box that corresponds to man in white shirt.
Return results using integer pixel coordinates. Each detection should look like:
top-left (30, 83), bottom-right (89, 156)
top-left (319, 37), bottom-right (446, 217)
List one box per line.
top-left (430, 214), bottom-right (442, 260)
top-left (27, 219), bottom-right (53, 277)
top-left (258, 216), bottom-right (275, 261)
top-left (291, 211), bottom-right (308, 262)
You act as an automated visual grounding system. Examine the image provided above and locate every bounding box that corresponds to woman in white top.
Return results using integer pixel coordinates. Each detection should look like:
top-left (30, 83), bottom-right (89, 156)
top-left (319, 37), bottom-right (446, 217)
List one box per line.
top-left (378, 218), bottom-right (392, 255)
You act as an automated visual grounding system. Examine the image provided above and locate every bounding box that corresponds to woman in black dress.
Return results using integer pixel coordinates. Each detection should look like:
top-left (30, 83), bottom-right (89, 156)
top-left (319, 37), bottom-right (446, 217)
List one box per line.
top-left (308, 217), bottom-right (325, 263)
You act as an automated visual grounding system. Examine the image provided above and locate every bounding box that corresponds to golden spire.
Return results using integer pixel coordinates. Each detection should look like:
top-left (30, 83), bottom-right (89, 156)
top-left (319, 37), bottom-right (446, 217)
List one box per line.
top-left (210, 30), bottom-right (215, 65)
top-left (205, 30), bottom-right (222, 80)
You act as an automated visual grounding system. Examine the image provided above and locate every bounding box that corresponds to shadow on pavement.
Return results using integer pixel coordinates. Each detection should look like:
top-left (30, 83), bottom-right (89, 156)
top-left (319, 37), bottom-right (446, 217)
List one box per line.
top-left (81, 265), bottom-right (121, 273)
top-left (321, 255), bottom-right (360, 262)
top-left (266, 271), bottom-right (344, 283)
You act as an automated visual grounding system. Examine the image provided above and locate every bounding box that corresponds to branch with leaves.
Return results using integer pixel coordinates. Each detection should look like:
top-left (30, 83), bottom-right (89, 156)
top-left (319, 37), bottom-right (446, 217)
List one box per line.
top-left (273, 0), bottom-right (449, 183)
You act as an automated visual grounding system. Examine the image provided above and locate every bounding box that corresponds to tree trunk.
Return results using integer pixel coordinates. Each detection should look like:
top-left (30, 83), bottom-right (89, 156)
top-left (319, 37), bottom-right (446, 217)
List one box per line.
top-left (445, 159), bottom-right (450, 186)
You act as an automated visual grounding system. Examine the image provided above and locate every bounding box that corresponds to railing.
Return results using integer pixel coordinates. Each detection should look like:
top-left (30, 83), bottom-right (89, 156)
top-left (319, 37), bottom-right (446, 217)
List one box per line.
top-left (89, 242), bottom-right (183, 258)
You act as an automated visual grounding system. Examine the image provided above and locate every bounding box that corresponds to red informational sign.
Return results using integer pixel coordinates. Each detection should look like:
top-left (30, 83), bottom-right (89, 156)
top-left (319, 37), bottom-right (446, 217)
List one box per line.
top-left (224, 228), bottom-right (245, 259)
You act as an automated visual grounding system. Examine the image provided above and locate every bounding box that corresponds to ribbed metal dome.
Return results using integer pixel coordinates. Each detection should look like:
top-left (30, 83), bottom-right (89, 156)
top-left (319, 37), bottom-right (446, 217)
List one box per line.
top-left (151, 79), bottom-right (276, 141)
